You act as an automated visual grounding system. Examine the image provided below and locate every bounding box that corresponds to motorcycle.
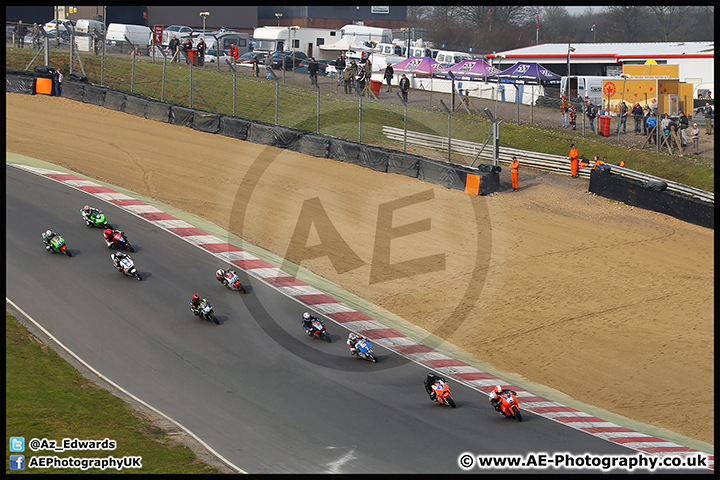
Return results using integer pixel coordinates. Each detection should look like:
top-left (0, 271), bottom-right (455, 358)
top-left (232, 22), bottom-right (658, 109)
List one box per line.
top-left (81, 209), bottom-right (111, 229)
top-left (306, 318), bottom-right (331, 343)
top-left (431, 380), bottom-right (456, 408)
top-left (106, 231), bottom-right (134, 252)
top-left (351, 338), bottom-right (377, 363)
top-left (218, 270), bottom-right (245, 293)
top-left (495, 390), bottom-right (522, 422)
top-left (113, 255), bottom-right (142, 281)
top-left (196, 299), bottom-right (219, 325)
top-left (44, 234), bottom-right (72, 257)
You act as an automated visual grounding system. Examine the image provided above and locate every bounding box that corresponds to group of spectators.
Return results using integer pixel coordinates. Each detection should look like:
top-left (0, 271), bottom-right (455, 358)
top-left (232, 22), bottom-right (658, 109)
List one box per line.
top-left (167, 35), bottom-right (206, 65)
top-left (321, 54), bottom-right (410, 102)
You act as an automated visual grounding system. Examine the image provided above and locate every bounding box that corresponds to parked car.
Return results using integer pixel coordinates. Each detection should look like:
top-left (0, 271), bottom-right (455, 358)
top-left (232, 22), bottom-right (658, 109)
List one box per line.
top-left (269, 50), bottom-right (309, 70)
top-left (204, 48), bottom-right (231, 63)
top-left (43, 19), bottom-right (75, 32)
top-left (236, 51), bottom-right (268, 66)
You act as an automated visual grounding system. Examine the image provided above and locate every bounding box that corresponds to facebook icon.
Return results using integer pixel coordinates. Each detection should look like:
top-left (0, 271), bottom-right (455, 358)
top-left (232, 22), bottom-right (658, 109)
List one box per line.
top-left (10, 454), bottom-right (25, 470)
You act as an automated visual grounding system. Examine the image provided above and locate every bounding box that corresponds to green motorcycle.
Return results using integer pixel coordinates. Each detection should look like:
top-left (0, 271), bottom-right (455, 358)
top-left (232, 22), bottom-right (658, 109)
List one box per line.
top-left (43, 232), bottom-right (72, 257)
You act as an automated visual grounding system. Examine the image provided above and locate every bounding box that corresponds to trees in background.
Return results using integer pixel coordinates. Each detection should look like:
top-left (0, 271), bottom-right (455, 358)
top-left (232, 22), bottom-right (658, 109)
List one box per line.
top-left (408, 5), bottom-right (714, 54)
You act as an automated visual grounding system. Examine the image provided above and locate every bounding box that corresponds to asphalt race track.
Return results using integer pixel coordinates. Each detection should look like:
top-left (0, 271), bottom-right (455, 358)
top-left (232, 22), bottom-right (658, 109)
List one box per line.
top-left (6, 164), bottom-right (708, 474)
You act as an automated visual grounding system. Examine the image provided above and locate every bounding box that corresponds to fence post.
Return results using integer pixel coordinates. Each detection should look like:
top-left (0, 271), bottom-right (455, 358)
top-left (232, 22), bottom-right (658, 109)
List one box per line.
top-left (396, 92), bottom-right (407, 153)
top-left (189, 63), bottom-right (193, 108)
top-left (275, 73), bottom-right (280, 125)
top-left (440, 100), bottom-right (452, 162)
top-left (131, 49), bottom-right (136, 93)
top-left (162, 56), bottom-right (167, 102)
top-left (316, 82), bottom-right (320, 133)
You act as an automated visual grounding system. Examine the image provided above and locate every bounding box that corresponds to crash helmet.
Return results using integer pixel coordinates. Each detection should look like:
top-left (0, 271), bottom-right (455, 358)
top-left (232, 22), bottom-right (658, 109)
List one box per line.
top-left (45, 229), bottom-right (53, 237)
top-left (427, 372), bottom-right (436, 379)
top-left (303, 312), bottom-right (311, 320)
top-left (216, 269), bottom-right (225, 279)
top-left (83, 205), bottom-right (90, 213)
top-left (348, 332), bottom-right (358, 341)
top-left (192, 294), bottom-right (200, 302)
top-left (494, 385), bottom-right (503, 395)
top-left (104, 229), bottom-right (112, 238)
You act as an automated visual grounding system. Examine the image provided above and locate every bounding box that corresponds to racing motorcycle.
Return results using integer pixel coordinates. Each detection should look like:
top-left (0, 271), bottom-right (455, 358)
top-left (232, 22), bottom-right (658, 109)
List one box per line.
top-left (81, 208), bottom-right (111, 229)
top-left (351, 337), bottom-right (377, 363)
top-left (306, 318), bottom-right (331, 343)
top-left (195, 299), bottom-right (219, 325)
top-left (106, 231), bottom-right (134, 252)
top-left (217, 270), bottom-right (246, 293)
top-left (495, 390), bottom-right (522, 422)
top-left (44, 234), bottom-right (72, 257)
top-left (431, 379), bottom-right (456, 408)
top-left (112, 254), bottom-right (142, 281)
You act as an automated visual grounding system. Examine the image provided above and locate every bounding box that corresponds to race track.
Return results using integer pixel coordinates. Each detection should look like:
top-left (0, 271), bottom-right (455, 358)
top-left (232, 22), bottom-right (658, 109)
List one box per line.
top-left (9, 163), bottom-right (699, 474)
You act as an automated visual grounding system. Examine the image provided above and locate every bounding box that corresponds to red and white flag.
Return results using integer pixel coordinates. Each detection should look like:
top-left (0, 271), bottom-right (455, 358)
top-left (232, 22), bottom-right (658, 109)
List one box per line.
top-left (536, 10), bottom-right (540, 31)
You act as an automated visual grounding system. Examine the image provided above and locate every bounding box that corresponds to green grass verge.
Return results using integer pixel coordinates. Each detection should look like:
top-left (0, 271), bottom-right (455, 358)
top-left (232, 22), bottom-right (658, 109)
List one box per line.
top-left (5, 46), bottom-right (713, 192)
top-left (6, 311), bottom-right (223, 474)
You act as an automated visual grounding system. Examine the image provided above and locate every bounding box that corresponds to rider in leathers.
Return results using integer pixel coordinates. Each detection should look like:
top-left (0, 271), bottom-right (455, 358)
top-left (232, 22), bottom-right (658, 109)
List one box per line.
top-left (424, 372), bottom-right (446, 400)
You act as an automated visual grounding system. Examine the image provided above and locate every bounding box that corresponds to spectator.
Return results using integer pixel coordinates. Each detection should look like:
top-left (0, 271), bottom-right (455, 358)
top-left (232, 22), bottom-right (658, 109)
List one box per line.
top-left (661, 113), bottom-right (671, 138)
top-left (183, 38), bottom-right (193, 64)
top-left (14, 20), bottom-right (28, 48)
top-left (690, 123), bottom-right (700, 155)
top-left (32, 23), bottom-right (41, 49)
top-left (343, 60), bottom-right (357, 94)
top-left (569, 144), bottom-right (579, 178)
top-left (308, 57), bottom-right (319, 87)
top-left (364, 58), bottom-right (372, 77)
top-left (632, 102), bottom-right (643, 135)
top-left (707, 91), bottom-right (712, 99)
top-left (92, 27), bottom-right (101, 55)
top-left (646, 113), bottom-right (657, 145)
top-left (615, 102), bottom-right (628, 134)
top-left (642, 104), bottom-right (650, 135)
top-left (356, 66), bottom-right (367, 96)
top-left (650, 98), bottom-right (659, 118)
top-left (703, 102), bottom-right (713, 135)
top-left (585, 100), bottom-right (596, 133)
top-left (252, 55), bottom-right (260, 77)
top-left (169, 35), bottom-right (180, 63)
top-left (335, 54), bottom-right (346, 87)
top-left (196, 38), bottom-right (206, 66)
top-left (399, 73), bottom-right (410, 103)
top-left (55, 68), bottom-right (63, 96)
top-left (509, 156), bottom-right (520, 191)
top-left (678, 111), bottom-right (689, 147)
top-left (383, 62), bottom-right (394, 92)
top-left (559, 95), bottom-right (570, 128)
top-left (264, 53), bottom-right (273, 79)
top-left (598, 100), bottom-right (606, 117)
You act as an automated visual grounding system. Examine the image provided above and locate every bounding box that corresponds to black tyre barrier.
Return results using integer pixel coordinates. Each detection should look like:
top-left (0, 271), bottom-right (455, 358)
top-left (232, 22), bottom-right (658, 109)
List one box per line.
top-left (124, 95), bottom-right (147, 118)
top-left (83, 85), bottom-right (106, 106)
top-left (68, 72), bottom-right (88, 83)
top-left (193, 111), bottom-right (221, 134)
top-left (291, 134), bottom-right (330, 158)
top-left (418, 158), bottom-right (466, 191)
top-left (61, 80), bottom-right (83, 101)
top-left (247, 121), bottom-right (304, 149)
top-left (33, 65), bottom-right (56, 76)
top-left (476, 163), bottom-right (502, 174)
top-left (146, 101), bottom-right (171, 122)
top-left (6, 71), bottom-right (36, 95)
top-left (589, 169), bottom-right (713, 229)
top-left (387, 152), bottom-right (421, 177)
top-left (169, 106), bottom-right (194, 127)
top-left (103, 90), bottom-right (127, 112)
top-left (218, 116), bottom-right (250, 140)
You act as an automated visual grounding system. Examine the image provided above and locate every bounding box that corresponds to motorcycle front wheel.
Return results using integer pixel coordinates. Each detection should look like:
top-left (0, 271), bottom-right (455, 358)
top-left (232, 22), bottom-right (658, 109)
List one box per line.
top-left (63, 249), bottom-right (72, 257)
top-left (369, 353), bottom-right (377, 363)
top-left (210, 311), bottom-right (219, 325)
top-left (511, 406), bottom-right (522, 422)
top-left (448, 396), bottom-right (456, 408)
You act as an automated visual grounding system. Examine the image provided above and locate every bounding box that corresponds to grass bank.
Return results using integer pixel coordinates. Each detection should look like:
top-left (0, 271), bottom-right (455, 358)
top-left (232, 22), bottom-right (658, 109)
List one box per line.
top-left (6, 311), bottom-right (224, 474)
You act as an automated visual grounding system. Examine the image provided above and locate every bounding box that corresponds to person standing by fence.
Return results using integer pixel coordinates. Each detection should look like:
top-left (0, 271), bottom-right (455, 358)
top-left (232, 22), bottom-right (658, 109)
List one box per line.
top-left (703, 102), bottom-right (713, 135)
top-left (616, 102), bottom-right (628, 134)
top-left (632, 102), bottom-right (643, 135)
top-left (384, 62), bottom-right (394, 92)
top-left (559, 96), bottom-right (570, 128)
top-left (691, 123), bottom-right (700, 155)
top-left (399, 74), bottom-right (410, 103)
top-left (13, 20), bottom-right (28, 48)
top-left (586, 100), bottom-right (596, 133)
top-left (308, 57), bottom-right (319, 87)
top-left (335, 54), bottom-right (345, 87)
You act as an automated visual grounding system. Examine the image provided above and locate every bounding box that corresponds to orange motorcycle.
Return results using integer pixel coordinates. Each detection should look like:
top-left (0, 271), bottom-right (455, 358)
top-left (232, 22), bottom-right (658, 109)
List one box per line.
top-left (495, 390), bottom-right (522, 422)
top-left (431, 380), bottom-right (456, 408)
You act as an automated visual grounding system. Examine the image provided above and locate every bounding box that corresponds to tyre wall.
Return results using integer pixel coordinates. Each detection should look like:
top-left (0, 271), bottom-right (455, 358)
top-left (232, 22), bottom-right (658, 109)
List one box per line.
top-left (6, 74), bottom-right (506, 197)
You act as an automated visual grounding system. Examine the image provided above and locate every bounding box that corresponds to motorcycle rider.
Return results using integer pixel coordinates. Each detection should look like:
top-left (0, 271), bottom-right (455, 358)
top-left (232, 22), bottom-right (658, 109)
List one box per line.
top-left (82, 205), bottom-right (102, 222)
top-left (216, 268), bottom-right (240, 286)
top-left (42, 229), bottom-right (61, 251)
top-left (301, 312), bottom-right (319, 336)
top-left (104, 228), bottom-right (126, 248)
top-left (111, 251), bottom-right (130, 271)
top-left (190, 293), bottom-right (204, 316)
top-left (489, 385), bottom-right (518, 412)
top-left (424, 372), bottom-right (447, 401)
top-left (347, 332), bottom-right (366, 355)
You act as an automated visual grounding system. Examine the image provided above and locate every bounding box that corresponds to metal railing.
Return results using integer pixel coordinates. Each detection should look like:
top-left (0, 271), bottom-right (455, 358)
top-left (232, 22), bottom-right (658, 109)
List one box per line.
top-left (382, 126), bottom-right (714, 204)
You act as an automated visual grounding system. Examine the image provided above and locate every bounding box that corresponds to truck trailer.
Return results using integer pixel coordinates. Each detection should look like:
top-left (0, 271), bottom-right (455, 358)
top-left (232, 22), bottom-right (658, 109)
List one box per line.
top-left (252, 26), bottom-right (340, 58)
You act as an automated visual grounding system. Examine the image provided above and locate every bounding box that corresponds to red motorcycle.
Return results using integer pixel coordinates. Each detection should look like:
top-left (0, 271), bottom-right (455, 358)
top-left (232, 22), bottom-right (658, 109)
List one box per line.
top-left (495, 390), bottom-right (522, 422)
top-left (106, 230), bottom-right (134, 252)
top-left (431, 380), bottom-right (456, 408)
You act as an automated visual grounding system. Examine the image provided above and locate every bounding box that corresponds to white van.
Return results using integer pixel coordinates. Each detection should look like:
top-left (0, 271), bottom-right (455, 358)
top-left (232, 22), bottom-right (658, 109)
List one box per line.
top-left (105, 23), bottom-right (151, 48)
top-left (75, 19), bottom-right (104, 35)
top-left (561, 76), bottom-right (619, 106)
top-left (435, 50), bottom-right (470, 66)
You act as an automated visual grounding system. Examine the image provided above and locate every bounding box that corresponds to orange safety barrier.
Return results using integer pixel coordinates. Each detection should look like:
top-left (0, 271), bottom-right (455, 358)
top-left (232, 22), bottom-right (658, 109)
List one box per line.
top-left (35, 77), bottom-right (54, 95)
top-left (464, 174), bottom-right (481, 195)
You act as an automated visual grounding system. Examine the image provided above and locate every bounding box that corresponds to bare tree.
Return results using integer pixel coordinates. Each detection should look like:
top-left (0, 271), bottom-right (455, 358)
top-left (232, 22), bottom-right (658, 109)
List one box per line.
top-left (648, 6), bottom-right (687, 41)
top-left (603, 6), bottom-right (651, 42)
top-left (539, 6), bottom-right (573, 43)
